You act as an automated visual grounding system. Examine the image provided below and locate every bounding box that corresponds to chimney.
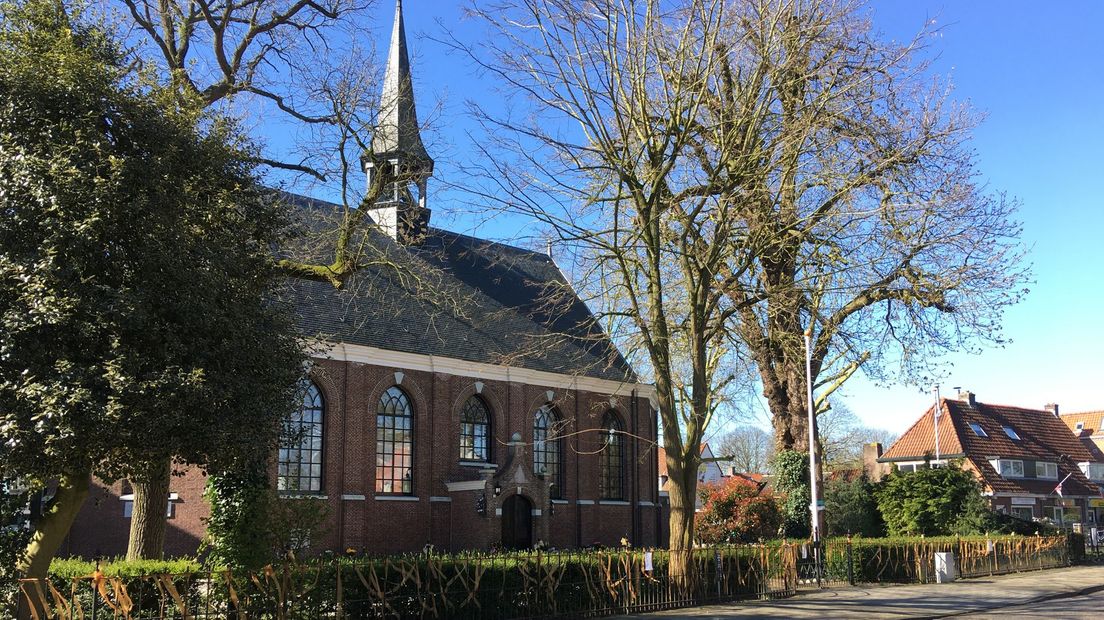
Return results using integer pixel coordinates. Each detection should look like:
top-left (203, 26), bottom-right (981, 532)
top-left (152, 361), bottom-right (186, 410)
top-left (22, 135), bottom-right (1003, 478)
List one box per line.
top-left (1044, 403), bottom-right (1059, 417)
top-left (863, 442), bottom-right (888, 482)
top-left (957, 390), bottom-right (976, 407)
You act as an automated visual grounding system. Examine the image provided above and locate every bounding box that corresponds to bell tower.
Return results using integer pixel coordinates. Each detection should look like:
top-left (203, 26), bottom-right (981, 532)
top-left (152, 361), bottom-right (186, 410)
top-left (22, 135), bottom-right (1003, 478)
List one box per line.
top-left (365, 0), bottom-right (434, 243)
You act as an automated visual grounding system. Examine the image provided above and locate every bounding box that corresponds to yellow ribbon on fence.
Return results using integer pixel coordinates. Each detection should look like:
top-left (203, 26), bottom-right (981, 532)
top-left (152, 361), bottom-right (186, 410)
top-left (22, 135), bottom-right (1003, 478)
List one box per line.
top-left (158, 574), bottom-right (191, 620)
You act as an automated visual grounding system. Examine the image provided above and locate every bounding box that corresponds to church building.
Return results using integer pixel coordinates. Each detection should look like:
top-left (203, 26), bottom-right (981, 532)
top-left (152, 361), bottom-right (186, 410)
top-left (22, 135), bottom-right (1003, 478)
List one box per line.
top-left (64, 0), bottom-right (662, 557)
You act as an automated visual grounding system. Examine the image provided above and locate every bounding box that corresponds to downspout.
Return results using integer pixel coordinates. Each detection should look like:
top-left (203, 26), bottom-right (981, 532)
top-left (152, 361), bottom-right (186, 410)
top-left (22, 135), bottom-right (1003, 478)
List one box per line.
top-left (337, 360), bottom-right (349, 549)
top-left (575, 386), bottom-right (583, 548)
top-left (630, 388), bottom-right (639, 547)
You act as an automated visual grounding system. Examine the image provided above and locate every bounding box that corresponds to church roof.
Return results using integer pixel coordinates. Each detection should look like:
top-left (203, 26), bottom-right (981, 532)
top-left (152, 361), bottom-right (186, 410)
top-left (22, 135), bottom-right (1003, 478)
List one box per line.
top-left (280, 192), bottom-right (637, 384)
top-left (372, 0), bottom-right (431, 164)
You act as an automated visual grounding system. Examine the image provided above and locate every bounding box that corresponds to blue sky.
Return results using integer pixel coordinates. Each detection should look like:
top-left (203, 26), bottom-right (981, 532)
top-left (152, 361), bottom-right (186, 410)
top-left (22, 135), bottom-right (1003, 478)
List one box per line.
top-left (290, 1), bottom-right (1104, 435)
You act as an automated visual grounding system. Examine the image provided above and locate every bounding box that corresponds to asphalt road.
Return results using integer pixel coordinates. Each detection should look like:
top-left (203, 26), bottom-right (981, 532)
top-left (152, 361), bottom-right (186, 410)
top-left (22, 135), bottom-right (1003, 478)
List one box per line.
top-left (623, 565), bottom-right (1104, 619)
top-left (953, 588), bottom-right (1104, 619)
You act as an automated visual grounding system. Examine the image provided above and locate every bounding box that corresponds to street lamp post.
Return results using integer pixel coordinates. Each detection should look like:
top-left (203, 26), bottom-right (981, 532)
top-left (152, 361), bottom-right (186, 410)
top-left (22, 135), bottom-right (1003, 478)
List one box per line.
top-left (803, 328), bottom-right (821, 581)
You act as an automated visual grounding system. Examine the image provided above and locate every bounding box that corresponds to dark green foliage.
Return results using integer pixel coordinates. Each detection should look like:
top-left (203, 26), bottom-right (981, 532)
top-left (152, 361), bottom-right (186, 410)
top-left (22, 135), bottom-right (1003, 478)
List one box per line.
top-left (770, 450), bottom-right (810, 538)
top-left (202, 460), bottom-right (331, 570)
top-left (0, 0), bottom-right (304, 573)
top-left (824, 474), bottom-right (884, 537)
top-left (875, 462), bottom-right (993, 536)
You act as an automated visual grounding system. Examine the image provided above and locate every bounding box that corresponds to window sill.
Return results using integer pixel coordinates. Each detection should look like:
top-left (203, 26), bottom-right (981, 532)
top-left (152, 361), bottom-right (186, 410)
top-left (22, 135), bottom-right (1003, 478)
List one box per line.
top-left (599, 500), bottom-right (631, 506)
top-left (375, 495), bottom-right (420, 502)
top-left (551, 499), bottom-right (569, 505)
top-left (279, 493), bottom-right (328, 500)
top-left (459, 461), bottom-right (496, 468)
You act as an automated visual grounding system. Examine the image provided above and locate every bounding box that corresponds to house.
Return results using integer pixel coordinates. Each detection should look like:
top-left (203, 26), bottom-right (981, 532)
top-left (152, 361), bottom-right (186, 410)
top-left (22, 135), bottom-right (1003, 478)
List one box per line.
top-left (865, 391), bottom-right (1103, 527)
top-left (658, 444), bottom-right (728, 511)
top-left (62, 0), bottom-right (661, 557)
top-left (1058, 410), bottom-right (1104, 524)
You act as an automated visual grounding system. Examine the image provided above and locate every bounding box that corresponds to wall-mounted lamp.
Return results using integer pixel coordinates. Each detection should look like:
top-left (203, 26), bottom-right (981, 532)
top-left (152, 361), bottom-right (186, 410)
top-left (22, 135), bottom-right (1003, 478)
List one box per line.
top-left (493, 483), bottom-right (502, 497)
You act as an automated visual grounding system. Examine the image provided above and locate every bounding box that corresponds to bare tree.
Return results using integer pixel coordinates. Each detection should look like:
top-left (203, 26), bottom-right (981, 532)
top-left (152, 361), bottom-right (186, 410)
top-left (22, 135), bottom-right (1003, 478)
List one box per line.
top-left (717, 426), bottom-right (774, 474)
top-left (459, 0), bottom-right (776, 585)
top-left (706, 0), bottom-right (1027, 455)
top-left (816, 401), bottom-right (895, 468)
top-left (462, 0), bottom-right (1025, 578)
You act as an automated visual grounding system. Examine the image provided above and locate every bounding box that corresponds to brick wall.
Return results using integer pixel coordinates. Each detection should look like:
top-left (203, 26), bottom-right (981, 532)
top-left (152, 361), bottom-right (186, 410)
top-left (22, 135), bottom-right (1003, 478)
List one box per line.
top-left (62, 356), bottom-right (661, 558)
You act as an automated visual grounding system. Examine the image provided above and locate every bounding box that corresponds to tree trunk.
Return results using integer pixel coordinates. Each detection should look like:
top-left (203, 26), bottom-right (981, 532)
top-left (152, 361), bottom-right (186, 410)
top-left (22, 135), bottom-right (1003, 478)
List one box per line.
top-left (665, 464), bottom-right (698, 594)
top-left (126, 459), bottom-right (172, 560)
top-left (17, 469), bottom-right (91, 620)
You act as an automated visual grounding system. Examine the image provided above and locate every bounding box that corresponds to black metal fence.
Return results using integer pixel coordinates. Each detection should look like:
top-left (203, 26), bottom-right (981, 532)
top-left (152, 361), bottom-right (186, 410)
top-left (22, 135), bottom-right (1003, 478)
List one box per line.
top-left (15, 535), bottom-right (1072, 619)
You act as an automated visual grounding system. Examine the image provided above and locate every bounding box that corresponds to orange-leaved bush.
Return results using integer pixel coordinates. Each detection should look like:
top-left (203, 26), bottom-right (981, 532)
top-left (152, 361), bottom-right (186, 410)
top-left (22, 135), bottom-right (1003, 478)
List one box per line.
top-left (695, 477), bottom-right (783, 544)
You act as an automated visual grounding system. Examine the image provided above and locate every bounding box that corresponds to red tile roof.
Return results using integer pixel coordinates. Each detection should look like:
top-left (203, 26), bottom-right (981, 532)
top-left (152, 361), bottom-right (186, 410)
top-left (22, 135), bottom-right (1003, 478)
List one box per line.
top-left (1059, 411), bottom-right (1104, 460)
top-left (881, 401), bottom-right (962, 461)
top-left (881, 398), bottom-right (1101, 497)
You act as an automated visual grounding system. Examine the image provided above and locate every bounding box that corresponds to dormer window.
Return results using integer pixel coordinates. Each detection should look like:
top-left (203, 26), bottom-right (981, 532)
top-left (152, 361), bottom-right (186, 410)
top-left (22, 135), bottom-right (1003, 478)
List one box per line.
top-left (990, 459), bottom-right (1024, 478)
top-left (1080, 462), bottom-right (1104, 481)
top-left (1003, 426), bottom-right (1021, 440)
top-left (1035, 461), bottom-right (1058, 479)
top-left (1075, 422), bottom-right (1085, 432)
top-left (969, 423), bottom-right (988, 437)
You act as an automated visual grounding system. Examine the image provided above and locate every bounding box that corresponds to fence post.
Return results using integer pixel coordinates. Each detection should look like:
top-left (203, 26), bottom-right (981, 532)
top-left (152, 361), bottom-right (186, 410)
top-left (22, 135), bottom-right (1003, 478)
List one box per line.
top-left (714, 548), bottom-right (722, 601)
top-left (846, 536), bottom-right (855, 586)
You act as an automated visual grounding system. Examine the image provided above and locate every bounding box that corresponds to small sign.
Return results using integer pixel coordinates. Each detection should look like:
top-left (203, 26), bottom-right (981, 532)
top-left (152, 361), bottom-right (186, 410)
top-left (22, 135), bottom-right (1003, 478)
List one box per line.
top-left (1010, 497), bottom-right (1035, 506)
top-left (1089, 499), bottom-right (1104, 508)
top-left (816, 499), bottom-right (826, 508)
top-left (644, 551), bottom-right (653, 572)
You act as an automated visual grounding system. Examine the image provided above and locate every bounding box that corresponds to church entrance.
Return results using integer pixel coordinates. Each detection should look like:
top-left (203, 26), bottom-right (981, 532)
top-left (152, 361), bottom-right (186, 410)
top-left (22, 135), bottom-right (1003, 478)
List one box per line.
top-left (501, 494), bottom-right (533, 550)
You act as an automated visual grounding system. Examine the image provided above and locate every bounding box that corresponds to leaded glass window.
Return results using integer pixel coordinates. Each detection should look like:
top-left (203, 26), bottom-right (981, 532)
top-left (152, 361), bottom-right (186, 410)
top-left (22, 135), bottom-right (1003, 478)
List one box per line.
top-left (533, 405), bottom-right (562, 497)
top-left (376, 386), bottom-right (414, 495)
top-left (599, 411), bottom-right (624, 500)
top-left (278, 381), bottom-right (324, 493)
top-left (460, 395), bottom-right (491, 462)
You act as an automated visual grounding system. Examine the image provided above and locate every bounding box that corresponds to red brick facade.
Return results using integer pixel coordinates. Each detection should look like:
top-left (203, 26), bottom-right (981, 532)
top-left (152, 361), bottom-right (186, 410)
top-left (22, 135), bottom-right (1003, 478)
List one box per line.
top-left (63, 355), bottom-right (662, 558)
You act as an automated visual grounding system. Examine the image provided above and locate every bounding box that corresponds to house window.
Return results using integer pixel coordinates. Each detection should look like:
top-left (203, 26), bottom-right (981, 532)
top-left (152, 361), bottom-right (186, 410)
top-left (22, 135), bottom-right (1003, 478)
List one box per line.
top-left (993, 459), bottom-right (1024, 478)
top-left (1075, 422), bottom-right (1085, 432)
top-left (897, 463), bottom-right (917, 473)
top-left (968, 423), bottom-right (988, 437)
top-left (1002, 426), bottom-right (1021, 440)
top-left (1010, 506), bottom-right (1033, 521)
top-left (1035, 461), bottom-right (1058, 479)
top-left (376, 386), bottom-right (414, 495)
top-left (1044, 505), bottom-right (1064, 523)
top-left (1081, 462), bottom-right (1104, 481)
top-left (459, 395), bottom-right (491, 462)
top-left (277, 380), bottom-right (324, 493)
top-left (599, 411), bottom-right (625, 500)
top-left (533, 405), bottom-right (563, 497)
top-left (121, 493), bottom-right (177, 518)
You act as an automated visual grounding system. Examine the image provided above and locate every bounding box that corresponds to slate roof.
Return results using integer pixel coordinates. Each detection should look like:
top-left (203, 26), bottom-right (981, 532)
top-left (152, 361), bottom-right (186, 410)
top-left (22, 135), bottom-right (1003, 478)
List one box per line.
top-left (279, 192), bottom-right (637, 384)
top-left (881, 397), bottom-right (1102, 497)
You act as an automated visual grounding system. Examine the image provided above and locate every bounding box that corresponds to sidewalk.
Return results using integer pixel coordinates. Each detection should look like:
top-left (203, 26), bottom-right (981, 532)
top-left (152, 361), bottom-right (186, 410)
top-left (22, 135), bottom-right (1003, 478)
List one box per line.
top-left (623, 565), bottom-right (1104, 619)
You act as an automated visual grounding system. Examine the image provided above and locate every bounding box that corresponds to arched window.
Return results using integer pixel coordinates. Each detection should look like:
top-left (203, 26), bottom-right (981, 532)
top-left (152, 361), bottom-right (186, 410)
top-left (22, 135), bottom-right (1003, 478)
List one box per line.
top-left (278, 380), bottom-right (324, 493)
top-left (533, 405), bottom-right (563, 498)
top-left (600, 411), bottom-right (624, 500)
top-left (460, 395), bottom-right (491, 462)
top-left (376, 386), bottom-right (414, 495)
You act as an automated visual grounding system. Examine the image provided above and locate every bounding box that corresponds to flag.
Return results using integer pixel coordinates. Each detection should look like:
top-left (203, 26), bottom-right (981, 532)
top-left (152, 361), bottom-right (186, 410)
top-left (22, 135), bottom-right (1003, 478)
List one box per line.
top-left (1054, 472), bottom-right (1073, 497)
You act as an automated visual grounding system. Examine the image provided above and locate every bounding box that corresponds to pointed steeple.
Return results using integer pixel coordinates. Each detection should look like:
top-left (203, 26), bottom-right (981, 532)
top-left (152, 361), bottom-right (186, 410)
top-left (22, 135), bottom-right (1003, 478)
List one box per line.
top-left (365, 0), bottom-right (433, 244)
top-left (373, 0), bottom-right (432, 167)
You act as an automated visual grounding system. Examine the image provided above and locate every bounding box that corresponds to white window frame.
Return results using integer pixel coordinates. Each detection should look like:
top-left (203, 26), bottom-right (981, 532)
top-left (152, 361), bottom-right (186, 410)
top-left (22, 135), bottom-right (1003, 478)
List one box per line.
top-left (1044, 505), bottom-right (1064, 523)
top-left (120, 493), bottom-right (177, 519)
top-left (1002, 426), bottom-right (1021, 440)
top-left (1010, 506), bottom-right (1034, 521)
top-left (1035, 461), bottom-right (1058, 480)
top-left (990, 459), bottom-right (1024, 478)
top-left (969, 423), bottom-right (988, 437)
top-left (1080, 462), bottom-right (1104, 481)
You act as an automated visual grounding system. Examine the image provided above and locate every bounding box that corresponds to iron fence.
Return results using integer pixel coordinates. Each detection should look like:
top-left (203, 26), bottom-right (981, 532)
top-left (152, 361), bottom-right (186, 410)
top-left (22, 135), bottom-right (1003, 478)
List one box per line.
top-left (13, 535), bottom-right (1073, 619)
